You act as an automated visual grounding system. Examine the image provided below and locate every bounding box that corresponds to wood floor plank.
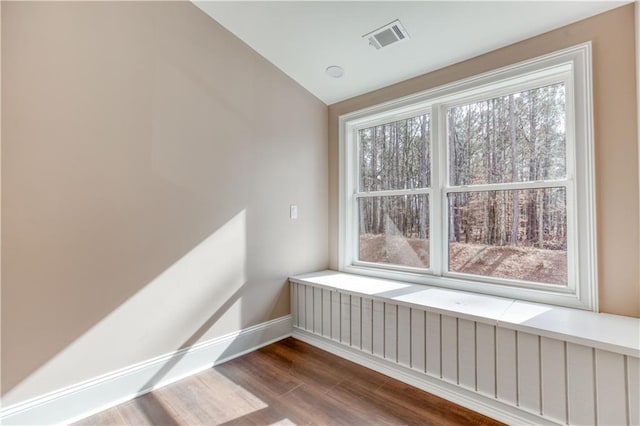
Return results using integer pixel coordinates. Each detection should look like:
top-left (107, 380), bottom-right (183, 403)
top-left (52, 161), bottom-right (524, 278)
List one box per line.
top-left (151, 377), bottom-right (218, 425)
top-left (116, 393), bottom-right (182, 425)
top-left (264, 340), bottom-right (347, 391)
top-left (75, 337), bottom-right (504, 426)
top-left (277, 335), bottom-right (390, 392)
top-left (275, 382), bottom-right (368, 425)
top-left (74, 406), bottom-right (127, 426)
top-left (374, 377), bottom-right (499, 425)
top-left (214, 350), bottom-right (303, 399)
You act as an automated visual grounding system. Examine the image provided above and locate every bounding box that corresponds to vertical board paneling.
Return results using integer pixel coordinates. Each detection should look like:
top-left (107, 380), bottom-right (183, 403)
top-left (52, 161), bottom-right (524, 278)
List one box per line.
top-left (298, 284), bottom-right (306, 330)
top-left (384, 303), bottom-right (397, 362)
top-left (340, 293), bottom-right (351, 345)
top-left (410, 309), bottom-right (426, 372)
top-left (372, 300), bottom-right (385, 357)
top-left (458, 319), bottom-right (476, 390)
top-left (305, 284), bottom-right (314, 331)
top-left (290, 283), bottom-right (638, 426)
top-left (397, 305), bottom-right (411, 367)
top-left (291, 282), bottom-right (298, 328)
top-left (322, 289), bottom-right (331, 337)
top-left (595, 350), bottom-right (626, 426)
top-left (313, 287), bottom-right (322, 335)
top-left (517, 332), bottom-right (540, 414)
top-left (441, 315), bottom-right (458, 383)
top-left (426, 312), bottom-right (441, 377)
top-left (496, 328), bottom-right (517, 405)
top-left (540, 337), bottom-right (566, 424)
top-left (350, 296), bottom-right (362, 349)
top-left (566, 343), bottom-right (595, 426)
top-left (361, 298), bottom-right (373, 353)
top-left (331, 291), bottom-right (340, 341)
top-left (476, 323), bottom-right (495, 398)
top-left (628, 356), bottom-right (640, 426)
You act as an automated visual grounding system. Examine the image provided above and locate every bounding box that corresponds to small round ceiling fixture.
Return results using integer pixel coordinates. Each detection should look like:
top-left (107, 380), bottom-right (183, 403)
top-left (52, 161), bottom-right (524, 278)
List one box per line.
top-left (325, 65), bottom-right (344, 78)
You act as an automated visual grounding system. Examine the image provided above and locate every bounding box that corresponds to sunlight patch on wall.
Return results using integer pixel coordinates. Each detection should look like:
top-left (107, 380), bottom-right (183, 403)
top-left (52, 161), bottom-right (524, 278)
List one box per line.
top-left (4, 210), bottom-right (248, 406)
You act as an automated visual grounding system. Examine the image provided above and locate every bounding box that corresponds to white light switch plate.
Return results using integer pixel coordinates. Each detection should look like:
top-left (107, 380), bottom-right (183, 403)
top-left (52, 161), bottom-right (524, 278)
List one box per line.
top-left (290, 204), bottom-right (298, 219)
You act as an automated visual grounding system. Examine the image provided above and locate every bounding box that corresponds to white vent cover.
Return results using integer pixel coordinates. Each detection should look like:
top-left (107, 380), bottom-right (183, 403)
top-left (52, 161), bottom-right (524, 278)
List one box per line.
top-left (363, 19), bottom-right (410, 50)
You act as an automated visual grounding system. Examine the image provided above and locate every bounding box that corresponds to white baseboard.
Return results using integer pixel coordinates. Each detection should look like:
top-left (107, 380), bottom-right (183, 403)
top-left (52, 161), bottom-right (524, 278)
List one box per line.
top-left (293, 328), bottom-right (557, 426)
top-left (1, 316), bottom-right (292, 426)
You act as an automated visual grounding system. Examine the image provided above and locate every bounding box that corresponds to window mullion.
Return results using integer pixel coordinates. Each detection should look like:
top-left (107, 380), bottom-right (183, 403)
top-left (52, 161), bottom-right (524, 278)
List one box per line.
top-left (445, 179), bottom-right (571, 193)
top-left (354, 188), bottom-right (431, 198)
top-left (430, 104), bottom-right (445, 276)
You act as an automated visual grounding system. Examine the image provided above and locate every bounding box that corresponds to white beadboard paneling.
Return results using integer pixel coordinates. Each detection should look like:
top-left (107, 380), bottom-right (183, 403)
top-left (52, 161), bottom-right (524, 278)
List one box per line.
top-left (441, 315), bottom-right (458, 383)
top-left (331, 291), bottom-right (340, 341)
top-left (398, 305), bottom-right (411, 367)
top-left (290, 278), bottom-right (638, 426)
top-left (297, 283), bottom-right (306, 330)
top-left (476, 323), bottom-right (495, 398)
top-left (517, 332), bottom-right (540, 414)
top-left (351, 296), bottom-right (362, 349)
top-left (305, 284), bottom-right (314, 331)
top-left (291, 282), bottom-right (298, 327)
top-left (566, 343), bottom-right (595, 425)
top-left (373, 300), bottom-right (385, 357)
top-left (426, 312), bottom-right (441, 377)
top-left (540, 337), bottom-right (567, 424)
top-left (385, 303), bottom-right (398, 362)
top-left (361, 298), bottom-right (373, 353)
top-left (496, 328), bottom-right (517, 405)
top-left (628, 356), bottom-right (640, 426)
top-left (595, 350), bottom-right (627, 426)
top-left (340, 293), bottom-right (351, 345)
top-left (322, 289), bottom-right (331, 337)
top-left (291, 272), bottom-right (640, 357)
top-left (313, 287), bottom-right (322, 334)
top-left (410, 309), bottom-right (426, 372)
top-left (458, 319), bottom-right (476, 390)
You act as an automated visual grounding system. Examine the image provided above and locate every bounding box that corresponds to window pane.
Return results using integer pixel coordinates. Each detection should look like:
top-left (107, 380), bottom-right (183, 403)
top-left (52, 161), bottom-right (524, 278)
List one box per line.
top-left (359, 114), bottom-right (430, 192)
top-left (447, 188), bottom-right (567, 285)
top-left (448, 83), bottom-right (566, 186)
top-left (358, 194), bottom-right (429, 268)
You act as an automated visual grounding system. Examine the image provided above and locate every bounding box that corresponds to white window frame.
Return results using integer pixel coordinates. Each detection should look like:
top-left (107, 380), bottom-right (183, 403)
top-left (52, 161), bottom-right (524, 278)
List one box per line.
top-left (338, 43), bottom-right (597, 311)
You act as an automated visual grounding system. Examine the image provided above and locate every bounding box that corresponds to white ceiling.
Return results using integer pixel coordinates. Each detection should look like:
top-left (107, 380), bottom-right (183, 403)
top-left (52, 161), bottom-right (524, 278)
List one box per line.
top-left (194, 1), bottom-right (628, 105)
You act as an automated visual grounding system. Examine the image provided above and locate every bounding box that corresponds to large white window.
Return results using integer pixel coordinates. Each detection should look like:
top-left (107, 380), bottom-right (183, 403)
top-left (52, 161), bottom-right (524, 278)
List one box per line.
top-left (339, 43), bottom-right (597, 310)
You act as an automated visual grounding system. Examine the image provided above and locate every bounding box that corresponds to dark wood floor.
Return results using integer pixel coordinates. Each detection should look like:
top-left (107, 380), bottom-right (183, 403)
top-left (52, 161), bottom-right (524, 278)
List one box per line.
top-left (76, 338), bottom-right (503, 425)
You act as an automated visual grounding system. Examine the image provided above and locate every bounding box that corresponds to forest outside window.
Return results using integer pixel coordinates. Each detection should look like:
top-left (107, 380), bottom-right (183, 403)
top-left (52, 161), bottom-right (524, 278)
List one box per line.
top-left (339, 44), bottom-right (597, 310)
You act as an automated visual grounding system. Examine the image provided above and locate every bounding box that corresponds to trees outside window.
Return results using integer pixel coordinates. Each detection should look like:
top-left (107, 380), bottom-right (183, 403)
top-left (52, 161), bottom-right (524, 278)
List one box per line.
top-left (340, 44), bottom-right (596, 310)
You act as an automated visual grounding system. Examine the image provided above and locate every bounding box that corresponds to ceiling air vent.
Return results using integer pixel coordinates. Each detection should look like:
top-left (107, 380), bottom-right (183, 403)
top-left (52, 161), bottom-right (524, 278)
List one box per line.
top-left (363, 19), bottom-right (410, 50)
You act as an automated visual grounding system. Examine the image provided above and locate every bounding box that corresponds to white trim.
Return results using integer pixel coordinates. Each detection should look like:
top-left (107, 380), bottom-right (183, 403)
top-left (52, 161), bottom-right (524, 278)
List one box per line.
top-left (292, 328), bottom-right (557, 426)
top-left (338, 42), bottom-right (597, 311)
top-left (0, 316), bottom-right (293, 426)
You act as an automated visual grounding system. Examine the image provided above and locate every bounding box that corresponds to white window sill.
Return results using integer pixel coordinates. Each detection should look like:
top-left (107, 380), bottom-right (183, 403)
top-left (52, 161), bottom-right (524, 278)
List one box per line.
top-left (290, 270), bottom-right (640, 357)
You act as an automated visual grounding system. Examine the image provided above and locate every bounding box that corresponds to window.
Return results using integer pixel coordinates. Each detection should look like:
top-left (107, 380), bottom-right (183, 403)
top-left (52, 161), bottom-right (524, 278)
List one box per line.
top-left (339, 43), bottom-right (597, 310)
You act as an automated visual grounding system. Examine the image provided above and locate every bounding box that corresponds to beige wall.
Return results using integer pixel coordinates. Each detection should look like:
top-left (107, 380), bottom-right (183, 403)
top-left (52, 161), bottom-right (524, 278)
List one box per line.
top-left (328, 4), bottom-right (640, 318)
top-left (636, 1), bottom-right (640, 281)
top-left (1, 1), bottom-right (328, 405)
